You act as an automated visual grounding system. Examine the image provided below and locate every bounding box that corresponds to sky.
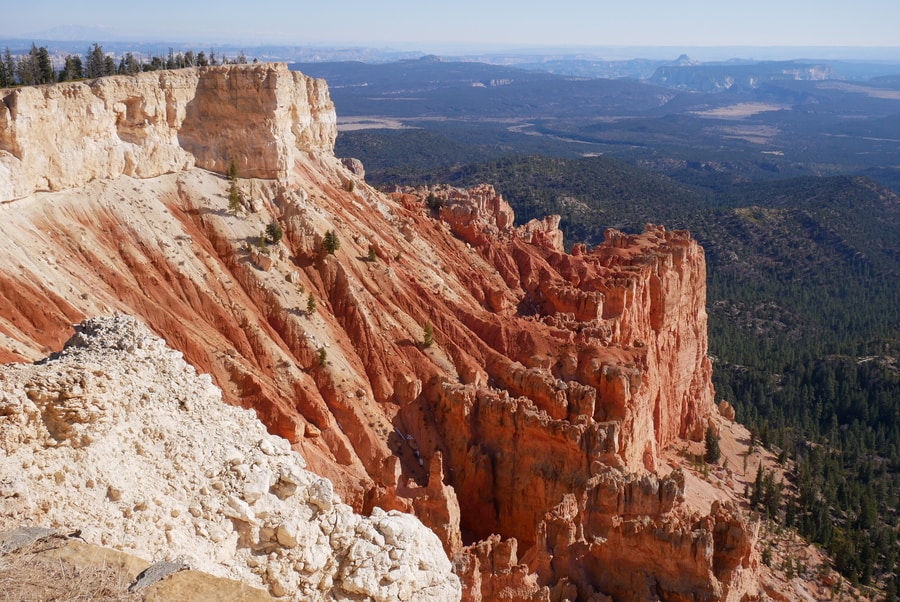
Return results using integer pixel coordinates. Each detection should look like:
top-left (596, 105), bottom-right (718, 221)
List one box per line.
top-left (4, 0), bottom-right (900, 54)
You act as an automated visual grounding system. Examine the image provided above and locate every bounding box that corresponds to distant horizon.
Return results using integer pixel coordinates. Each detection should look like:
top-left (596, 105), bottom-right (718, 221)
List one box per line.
top-left (1, 35), bottom-right (899, 65)
top-left (5, 0), bottom-right (900, 61)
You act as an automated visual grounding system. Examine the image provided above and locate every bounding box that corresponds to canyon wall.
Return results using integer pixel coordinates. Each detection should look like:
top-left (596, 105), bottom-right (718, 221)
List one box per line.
top-left (0, 63), bottom-right (335, 201)
top-left (0, 67), bottom-right (759, 600)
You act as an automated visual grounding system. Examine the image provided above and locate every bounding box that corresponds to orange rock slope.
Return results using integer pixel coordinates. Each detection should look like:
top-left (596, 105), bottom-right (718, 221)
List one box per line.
top-left (0, 65), bottom-right (758, 600)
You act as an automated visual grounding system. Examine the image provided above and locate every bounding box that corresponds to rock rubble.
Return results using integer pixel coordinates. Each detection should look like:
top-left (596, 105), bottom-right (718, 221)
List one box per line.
top-left (0, 315), bottom-right (460, 601)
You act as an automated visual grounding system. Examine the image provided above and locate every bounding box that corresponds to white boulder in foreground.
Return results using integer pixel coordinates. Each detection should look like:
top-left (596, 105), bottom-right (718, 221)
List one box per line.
top-left (0, 315), bottom-right (461, 601)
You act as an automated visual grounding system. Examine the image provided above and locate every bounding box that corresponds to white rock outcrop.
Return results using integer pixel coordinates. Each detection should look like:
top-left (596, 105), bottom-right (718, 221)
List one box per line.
top-left (0, 63), bottom-right (337, 201)
top-left (0, 315), bottom-right (460, 601)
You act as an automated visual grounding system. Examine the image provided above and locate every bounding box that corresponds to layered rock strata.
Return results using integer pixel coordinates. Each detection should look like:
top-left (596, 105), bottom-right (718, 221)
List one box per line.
top-left (0, 63), bottom-right (335, 200)
top-left (0, 66), bottom-right (758, 600)
top-left (394, 187), bottom-right (753, 600)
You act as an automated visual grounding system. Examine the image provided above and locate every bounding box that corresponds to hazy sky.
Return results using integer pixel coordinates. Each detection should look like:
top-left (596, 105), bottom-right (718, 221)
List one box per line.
top-left (4, 0), bottom-right (900, 51)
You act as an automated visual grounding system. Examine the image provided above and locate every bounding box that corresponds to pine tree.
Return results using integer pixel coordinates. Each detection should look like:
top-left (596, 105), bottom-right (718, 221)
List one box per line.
top-left (35, 45), bottom-right (53, 84)
top-left (117, 52), bottom-right (141, 75)
top-left (86, 43), bottom-right (106, 78)
top-left (322, 230), bottom-right (340, 255)
top-left (3, 48), bottom-right (15, 87)
top-left (0, 49), bottom-right (8, 87)
top-left (228, 181), bottom-right (242, 215)
top-left (705, 425), bottom-right (721, 464)
top-left (16, 45), bottom-right (37, 85)
top-left (59, 54), bottom-right (84, 81)
top-left (750, 464), bottom-right (764, 509)
top-left (227, 160), bottom-right (242, 215)
top-left (426, 192), bottom-right (441, 213)
top-left (306, 294), bottom-right (317, 314)
top-left (762, 471), bottom-right (782, 519)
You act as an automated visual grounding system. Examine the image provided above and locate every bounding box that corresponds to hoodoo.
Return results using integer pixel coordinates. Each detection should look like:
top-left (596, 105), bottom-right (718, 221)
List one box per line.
top-left (0, 64), bottom-right (759, 600)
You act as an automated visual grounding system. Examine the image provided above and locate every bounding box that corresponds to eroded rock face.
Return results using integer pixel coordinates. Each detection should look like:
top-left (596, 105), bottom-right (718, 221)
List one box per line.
top-left (0, 316), bottom-right (460, 601)
top-left (0, 69), bottom-right (759, 600)
top-left (0, 63), bottom-right (335, 200)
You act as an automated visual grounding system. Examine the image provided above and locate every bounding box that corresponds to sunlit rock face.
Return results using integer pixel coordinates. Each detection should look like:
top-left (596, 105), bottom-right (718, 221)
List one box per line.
top-left (0, 66), bottom-right (760, 601)
top-left (0, 63), bottom-right (335, 200)
top-left (0, 315), bottom-right (461, 601)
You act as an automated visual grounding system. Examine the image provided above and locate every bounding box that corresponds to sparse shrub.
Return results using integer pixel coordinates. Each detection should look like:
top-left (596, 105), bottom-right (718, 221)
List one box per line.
top-left (265, 220), bottom-right (284, 245)
top-left (0, 544), bottom-right (138, 601)
top-left (256, 234), bottom-right (269, 255)
top-left (306, 294), bottom-right (317, 314)
top-left (317, 347), bottom-right (327, 366)
top-left (367, 245), bottom-right (377, 262)
top-left (423, 322), bottom-right (434, 348)
top-left (783, 556), bottom-right (794, 580)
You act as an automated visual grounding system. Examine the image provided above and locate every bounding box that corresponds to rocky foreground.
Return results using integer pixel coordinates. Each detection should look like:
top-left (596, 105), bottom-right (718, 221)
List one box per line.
top-left (0, 64), bottom-right (767, 600)
top-left (0, 315), bottom-right (460, 601)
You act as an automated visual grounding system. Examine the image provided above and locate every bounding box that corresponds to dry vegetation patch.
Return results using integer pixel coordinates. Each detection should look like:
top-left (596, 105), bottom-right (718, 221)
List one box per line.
top-left (0, 538), bottom-right (143, 602)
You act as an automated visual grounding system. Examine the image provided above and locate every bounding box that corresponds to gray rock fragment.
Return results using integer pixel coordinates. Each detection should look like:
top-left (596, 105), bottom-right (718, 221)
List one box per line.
top-left (127, 558), bottom-right (189, 592)
top-left (0, 526), bottom-right (57, 554)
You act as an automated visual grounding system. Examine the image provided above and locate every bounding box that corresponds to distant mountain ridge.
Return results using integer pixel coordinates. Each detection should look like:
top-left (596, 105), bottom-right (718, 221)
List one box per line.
top-left (649, 60), bottom-right (835, 91)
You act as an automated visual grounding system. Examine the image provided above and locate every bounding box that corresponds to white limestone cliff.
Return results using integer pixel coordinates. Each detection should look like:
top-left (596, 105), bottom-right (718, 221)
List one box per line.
top-left (0, 63), bottom-right (336, 201)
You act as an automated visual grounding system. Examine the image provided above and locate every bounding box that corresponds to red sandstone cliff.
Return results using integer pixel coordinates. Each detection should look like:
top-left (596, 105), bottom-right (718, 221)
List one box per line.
top-left (0, 65), bottom-right (759, 600)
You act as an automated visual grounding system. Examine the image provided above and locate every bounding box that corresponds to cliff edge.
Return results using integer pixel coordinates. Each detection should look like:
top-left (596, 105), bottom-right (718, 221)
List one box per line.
top-left (0, 63), bottom-right (335, 201)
